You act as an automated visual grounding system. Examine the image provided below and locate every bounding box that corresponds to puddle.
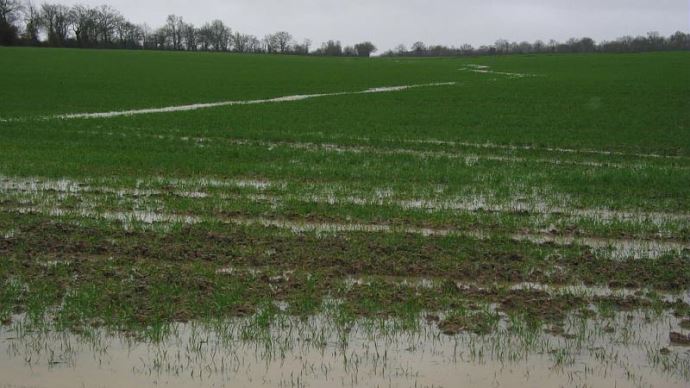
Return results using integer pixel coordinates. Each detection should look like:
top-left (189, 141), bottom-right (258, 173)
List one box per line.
top-left (392, 137), bottom-right (690, 161)
top-left (222, 216), bottom-right (689, 259)
top-left (36, 259), bottom-right (73, 268)
top-left (343, 276), bottom-right (445, 291)
top-left (0, 311), bottom-right (688, 387)
top-left (0, 175), bottom-right (277, 193)
top-left (342, 276), bottom-right (690, 305)
top-left (14, 206), bottom-right (200, 229)
top-left (62, 128), bottom-right (690, 164)
top-left (513, 233), bottom-right (690, 260)
top-left (1, 229), bottom-right (17, 239)
top-left (225, 138), bottom-right (668, 170)
top-left (7, 174), bottom-right (690, 227)
top-left (466, 64), bottom-right (490, 70)
top-left (233, 217), bottom-right (689, 259)
top-left (244, 191), bottom-right (690, 225)
top-left (4, 82), bottom-right (456, 121)
top-left (3, 174), bottom-right (689, 259)
top-left (459, 65), bottom-right (540, 78)
top-left (0, 176), bottom-right (87, 193)
top-left (508, 282), bottom-right (690, 304)
top-left (150, 176), bottom-right (277, 190)
top-left (5, 200), bottom-right (688, 259)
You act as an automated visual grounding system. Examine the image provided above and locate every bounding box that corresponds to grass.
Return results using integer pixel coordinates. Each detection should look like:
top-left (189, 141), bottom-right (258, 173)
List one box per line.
top-left (0, 46), bottom-right (689, 383)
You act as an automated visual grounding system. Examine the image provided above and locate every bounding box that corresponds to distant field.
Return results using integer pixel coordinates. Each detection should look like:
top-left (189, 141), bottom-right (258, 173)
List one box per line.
top-left (1, 47), bottom-right (690, 386)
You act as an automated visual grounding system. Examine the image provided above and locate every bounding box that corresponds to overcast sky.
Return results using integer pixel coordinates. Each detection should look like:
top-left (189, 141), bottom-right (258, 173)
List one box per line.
top-left (57, 0), bottom-right (689, 51)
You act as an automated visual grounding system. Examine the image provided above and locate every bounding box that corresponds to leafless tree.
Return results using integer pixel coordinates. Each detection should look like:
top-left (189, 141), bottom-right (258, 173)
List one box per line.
top-left (197, 23), bottom-right (212, 50)
top-left (246, 34), bottom-right (261, 52)
top-left (0, 0), bottom-right (22, 24)
top-left (41, 3), bottom-right (70, 46)
top-left (273, 31), bottom-right (292, 53)
top-left (22, 1), bottom-right (41, 44)
top-left (394, 44), bottom-right (407, 55)
top-left (152, 26), bottom-right (167, 49)
top-left (95, 5), bottom-right (120, 45)
top-left (533, 40), bottom-right (545, 52)
top-left (0, 0), bottom-right (22, 44)
top-left (354, 41), bottom-right (376, 57)
top-left (231, 31), bottom-right (250, 53)
top-left (669, 31), bottom-right (690, 50)
top-left (411, 41), bottom-right (426, 54)
top-left (114, 18), bottom-right (141, 49)
top-left (494, 39), bottom-right (510, 54)
top-left (208, 19), bottom-right (229, 50)
top-left (182, 22), bottom-right (196, 51)
top-left (165, 14), bottom-right (183, 50)
top-left (316, 40), bottom-right (342, 56)
top-left (70, 4), bottom-right (99, 47)
top-left (263, 33), bottom-right (276, 53)
top-left (459, 44), bottom-right (473, 55)
top-left (139, 23), bottom-right (152, 48)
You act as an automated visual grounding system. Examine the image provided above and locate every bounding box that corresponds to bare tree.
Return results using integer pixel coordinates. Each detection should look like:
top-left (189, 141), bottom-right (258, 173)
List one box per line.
top-left (517, 41), bottom-right (532, 53)
top-left (41, 3), bottom-right (71, 46)
top-left (114, 18), bottom-right (141, 49)
top-left (139, 23), bottom-right (152, 49)
top-left (0, 0), bottom-right (22, 45)
top-left (0, 0), bottom-right (22, 24)
top-left (95, 5), bottom-right (120, 45)
top-left (165, 14), bottom-right (183, 50)
top-left (152, 26), bottom-right (167, 49)
top-left (197, 23), bottom-right (212, 50)
top-left (273, 31), bottom-right (292, 53)
top-left (459, 43), bottom-right (473, 55)
top-left (263, 31), bottom-right (293, 53)
top-left (316, 40), bottom-right (342, 56)
top-left (208, 19), bottom-right (229, 51)
top-left (246, 34), bottom-right (261, 52)
top-left (411, 41), bottom-right (426, 54)
top-left (394, 44), bottom-right (407, 55)
top-left (263, 33), bottom-right (276, 53)
top-left (647, 31), bottom-right (664, 50)
top-left (494, 39), bottom-right (509, 53)
top-left (231, 31), bottom-right (250, 53)
top-left (182, 22), bottom-right (196, 51)
top-left (70, 4), bottom-right (99, 47)
top-left (547, 39), bottom-right (558, 52)
top-left (22, 1), bottom-right (41, 44)
top-left (533, 40), bottom-right (545, 52)
top-left (669, 31), bottom-right (690, 50)
top-left (290, 38), bottom-right (311, 55)
top-left (354, 41), bottom-right (376, 57)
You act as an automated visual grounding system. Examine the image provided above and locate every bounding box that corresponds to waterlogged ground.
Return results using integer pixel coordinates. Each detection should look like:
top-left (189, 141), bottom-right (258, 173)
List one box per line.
top-left (1, 309), bottom-right (690, 388)
top-left (1, 50), bottom-right (690, 387)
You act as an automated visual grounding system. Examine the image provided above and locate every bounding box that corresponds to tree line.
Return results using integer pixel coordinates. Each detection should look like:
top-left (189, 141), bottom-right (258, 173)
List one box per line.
top-left (1, 0), bottom-right (688, 57)
top-left (384, 32), bottom-right (690, 57)
top-left (0, 0), bottom-right (378, 56)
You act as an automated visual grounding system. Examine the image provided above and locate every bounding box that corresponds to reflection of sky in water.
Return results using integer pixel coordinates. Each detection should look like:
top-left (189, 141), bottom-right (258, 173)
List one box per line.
top-left (1, 310), bottom-right (688, 387)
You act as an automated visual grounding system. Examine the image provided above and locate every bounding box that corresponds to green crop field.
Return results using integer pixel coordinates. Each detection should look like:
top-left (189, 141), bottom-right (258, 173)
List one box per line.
top-left (1, 47), bottom-right (690, 386)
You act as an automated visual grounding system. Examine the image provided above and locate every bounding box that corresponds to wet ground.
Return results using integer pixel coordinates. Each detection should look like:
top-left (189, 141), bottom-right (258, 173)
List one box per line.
top-left (1, 310), bottom-right (689, 388)
top-left (2, 56), bottom-right (690, 387)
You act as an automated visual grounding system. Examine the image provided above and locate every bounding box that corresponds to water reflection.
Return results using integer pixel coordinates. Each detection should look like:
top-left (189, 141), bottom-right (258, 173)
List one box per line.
top-left (1, 310), bottom-right (689, 387)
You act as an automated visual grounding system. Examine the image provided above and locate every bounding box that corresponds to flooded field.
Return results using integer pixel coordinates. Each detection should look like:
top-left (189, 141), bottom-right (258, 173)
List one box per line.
top-left (1, 50), bottom-right (690, 386)
top-left (2, 309), bottom-right (690, 388)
